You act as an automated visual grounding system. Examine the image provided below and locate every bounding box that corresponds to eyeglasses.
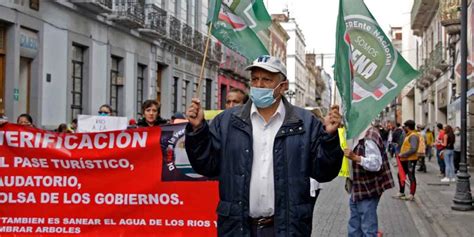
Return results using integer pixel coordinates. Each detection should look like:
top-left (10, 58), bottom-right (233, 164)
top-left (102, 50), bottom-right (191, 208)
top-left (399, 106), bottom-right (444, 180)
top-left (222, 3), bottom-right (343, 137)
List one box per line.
top-left (98, 111), bottom-right (110, 115)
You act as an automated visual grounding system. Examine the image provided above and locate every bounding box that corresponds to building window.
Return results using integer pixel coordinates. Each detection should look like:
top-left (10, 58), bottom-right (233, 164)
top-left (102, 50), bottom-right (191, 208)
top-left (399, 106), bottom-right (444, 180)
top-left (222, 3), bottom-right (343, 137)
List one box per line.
top-left (205, 79), bottom-right (212, 110)
top-left (137, 64), bottom-right (146, 117)
top-left (156, 0), bottom-right (166, 9)
top-left (194, 0), bottom-right (201, 30)
top-left (220, 84), bottom-right (227, 110)
top-left (71, 45), bottom-right (85, 119)
top-left (174, 0), bottom-right (181, 18)
top-left (0, 25), bottom-right (5, 115)
top-left (172, 77), bottom-right (179, 113)
top-left (395, 32), bottom-right (402, 40)
top-left (30, 0), bottom-right (39, 11)
top-left (182, 79), bottom-right (190, 112)
top-left (110, 56), bottom-right (122, 115)
top-left (186, 0), bottom-right (195, 26)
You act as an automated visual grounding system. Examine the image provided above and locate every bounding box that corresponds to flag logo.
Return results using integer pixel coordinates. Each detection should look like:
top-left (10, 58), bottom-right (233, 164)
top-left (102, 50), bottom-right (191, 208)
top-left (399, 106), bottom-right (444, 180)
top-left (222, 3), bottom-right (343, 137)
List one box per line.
top-left (208, 0), bottom-right (271, 60)
top-left (344, 15), bottom-right (398, 102)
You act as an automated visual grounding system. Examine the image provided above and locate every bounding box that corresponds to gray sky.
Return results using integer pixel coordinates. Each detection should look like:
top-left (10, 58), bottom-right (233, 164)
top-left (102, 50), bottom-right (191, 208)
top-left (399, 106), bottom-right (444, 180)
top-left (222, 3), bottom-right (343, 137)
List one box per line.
top-left (266, 0), bottom-right (414, 70)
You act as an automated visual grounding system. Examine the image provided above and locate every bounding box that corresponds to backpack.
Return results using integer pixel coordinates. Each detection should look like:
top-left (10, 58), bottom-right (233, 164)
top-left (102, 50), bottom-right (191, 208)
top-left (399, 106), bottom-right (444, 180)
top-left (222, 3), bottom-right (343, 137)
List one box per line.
top-left (417, 133), bottom-right (426, 157)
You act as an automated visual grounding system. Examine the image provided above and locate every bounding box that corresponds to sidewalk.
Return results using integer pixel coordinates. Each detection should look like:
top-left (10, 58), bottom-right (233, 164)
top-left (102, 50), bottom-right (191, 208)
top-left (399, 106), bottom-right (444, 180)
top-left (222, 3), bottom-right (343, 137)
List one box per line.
top-left (396, 157), bottom-right (474, 237)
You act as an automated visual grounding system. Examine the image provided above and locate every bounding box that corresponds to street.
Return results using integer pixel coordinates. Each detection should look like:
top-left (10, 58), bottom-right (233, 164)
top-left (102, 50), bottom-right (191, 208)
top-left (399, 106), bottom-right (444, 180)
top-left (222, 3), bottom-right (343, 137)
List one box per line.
top-left (312, 159), bottom-right (474, 237)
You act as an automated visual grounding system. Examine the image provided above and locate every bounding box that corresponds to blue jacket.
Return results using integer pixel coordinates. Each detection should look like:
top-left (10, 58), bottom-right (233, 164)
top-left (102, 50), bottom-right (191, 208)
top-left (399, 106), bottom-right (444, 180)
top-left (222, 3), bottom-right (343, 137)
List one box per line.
top-left (185, 98), bottom-right (343, 237)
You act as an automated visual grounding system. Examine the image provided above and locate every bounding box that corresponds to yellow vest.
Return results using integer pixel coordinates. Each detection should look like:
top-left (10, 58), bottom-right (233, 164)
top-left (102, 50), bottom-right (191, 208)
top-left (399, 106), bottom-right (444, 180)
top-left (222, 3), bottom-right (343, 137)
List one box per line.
top-left (426, 131), bottom-right (434, 146)
top-left (400, 131), bottom-right (419, 161)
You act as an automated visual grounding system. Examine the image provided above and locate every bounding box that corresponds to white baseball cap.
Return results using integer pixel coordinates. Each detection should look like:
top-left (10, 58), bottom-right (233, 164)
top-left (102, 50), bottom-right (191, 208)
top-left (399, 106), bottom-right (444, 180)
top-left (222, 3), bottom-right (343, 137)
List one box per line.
top-left (245, 55), bottom-right (287, 79)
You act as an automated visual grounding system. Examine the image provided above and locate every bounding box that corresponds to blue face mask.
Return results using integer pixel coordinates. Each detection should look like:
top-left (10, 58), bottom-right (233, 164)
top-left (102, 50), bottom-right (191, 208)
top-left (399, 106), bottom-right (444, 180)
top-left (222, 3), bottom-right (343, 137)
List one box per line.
top-left (250, 83), bottom-right (281, 108)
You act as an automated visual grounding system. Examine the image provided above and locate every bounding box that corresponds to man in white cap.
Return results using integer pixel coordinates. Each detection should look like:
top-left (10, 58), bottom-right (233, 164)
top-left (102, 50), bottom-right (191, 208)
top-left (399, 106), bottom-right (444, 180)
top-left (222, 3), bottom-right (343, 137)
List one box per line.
top-left (185, 55), bottom-right (344, 237)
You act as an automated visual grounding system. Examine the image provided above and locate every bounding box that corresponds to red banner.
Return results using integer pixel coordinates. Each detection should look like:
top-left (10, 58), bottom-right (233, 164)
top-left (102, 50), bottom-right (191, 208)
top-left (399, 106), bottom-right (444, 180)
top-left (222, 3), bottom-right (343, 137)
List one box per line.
top-left (0, 124), bottom-right (218, 236)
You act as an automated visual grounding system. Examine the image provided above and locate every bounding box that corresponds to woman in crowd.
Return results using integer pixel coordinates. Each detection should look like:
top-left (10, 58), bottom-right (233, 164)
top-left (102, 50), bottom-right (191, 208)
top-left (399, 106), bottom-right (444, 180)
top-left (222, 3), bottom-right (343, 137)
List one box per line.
top-left (137, 100), bottom-right (168, 127)
top-left (17, 113), bottom-right (34, 127)
top-left (441, 125), bottom-right (456, 182)
top-left (98, 104), bottom-right (113, 116)
top-left (56, 123), bottom-right (69, 133)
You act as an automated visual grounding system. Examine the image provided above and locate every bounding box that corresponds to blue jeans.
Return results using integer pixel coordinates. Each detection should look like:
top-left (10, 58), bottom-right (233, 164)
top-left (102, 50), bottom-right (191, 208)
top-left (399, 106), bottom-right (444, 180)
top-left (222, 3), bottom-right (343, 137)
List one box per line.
top-left (437, 149), bottom-right (446, 174)
top-left (443, 149), bottom-right (455, 179)
top-left (348, 196), bottom-right (380, 237)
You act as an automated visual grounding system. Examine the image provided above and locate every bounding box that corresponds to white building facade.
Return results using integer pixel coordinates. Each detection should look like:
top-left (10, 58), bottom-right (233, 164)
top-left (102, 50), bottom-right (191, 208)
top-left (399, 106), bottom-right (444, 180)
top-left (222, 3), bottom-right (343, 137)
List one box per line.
top-left (0, 0), bottom-right (220, 129)
top-left (281, 18), bottom-right (307, 106)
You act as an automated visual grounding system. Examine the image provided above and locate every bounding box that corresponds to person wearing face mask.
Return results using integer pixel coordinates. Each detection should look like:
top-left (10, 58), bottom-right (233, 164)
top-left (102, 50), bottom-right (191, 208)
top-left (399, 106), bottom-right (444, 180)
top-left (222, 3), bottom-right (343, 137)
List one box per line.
top-left (185, 55), bottom-right (343, 237)
top-left (98, 104), bottom-right (113, 116)
top-left (393, 120), bottom-right (419, 201)
top-left (137, 100), bottom-right (168, 127)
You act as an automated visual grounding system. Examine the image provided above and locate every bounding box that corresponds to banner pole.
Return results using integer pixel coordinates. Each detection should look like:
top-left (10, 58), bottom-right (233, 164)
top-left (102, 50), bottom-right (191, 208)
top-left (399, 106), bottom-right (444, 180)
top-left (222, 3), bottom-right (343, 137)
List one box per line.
top-left (195, 22), bottom-right (213, 99)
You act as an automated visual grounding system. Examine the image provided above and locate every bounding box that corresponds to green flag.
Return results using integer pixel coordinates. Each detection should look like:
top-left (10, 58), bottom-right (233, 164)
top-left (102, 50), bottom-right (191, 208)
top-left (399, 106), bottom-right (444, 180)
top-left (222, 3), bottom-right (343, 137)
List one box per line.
top-left (207, 0), bottom-right (271, 60)
top-left (334, 0), bottom-right (420, 139)
top-left (207, 0), bottom-right (222, 24)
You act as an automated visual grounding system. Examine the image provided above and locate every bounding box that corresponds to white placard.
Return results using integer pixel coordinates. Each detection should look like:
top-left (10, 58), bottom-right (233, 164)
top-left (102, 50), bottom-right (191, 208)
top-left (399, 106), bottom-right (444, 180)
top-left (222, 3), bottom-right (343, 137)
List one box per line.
top-left (77, 115), bottom-right (128, 133)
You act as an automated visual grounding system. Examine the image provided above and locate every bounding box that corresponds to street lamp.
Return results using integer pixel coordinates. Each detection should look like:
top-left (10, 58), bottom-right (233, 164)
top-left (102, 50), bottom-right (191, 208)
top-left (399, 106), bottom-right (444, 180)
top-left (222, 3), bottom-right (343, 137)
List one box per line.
top-left (441, 0), bottom-right (474, 211)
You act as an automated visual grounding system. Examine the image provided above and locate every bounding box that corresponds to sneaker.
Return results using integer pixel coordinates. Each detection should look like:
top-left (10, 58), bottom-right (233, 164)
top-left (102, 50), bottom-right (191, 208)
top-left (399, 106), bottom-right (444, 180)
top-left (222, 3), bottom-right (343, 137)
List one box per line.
top-left (392, 193), bottom-right (405, 199)
top-left (401, 194), bottom-right (415, 201)
top-left (438, 173), bottom-right (445, 177)
top-left (441, 177), bottom-right (450, 182)
top-left (450, 178), bottom-right (456, 182)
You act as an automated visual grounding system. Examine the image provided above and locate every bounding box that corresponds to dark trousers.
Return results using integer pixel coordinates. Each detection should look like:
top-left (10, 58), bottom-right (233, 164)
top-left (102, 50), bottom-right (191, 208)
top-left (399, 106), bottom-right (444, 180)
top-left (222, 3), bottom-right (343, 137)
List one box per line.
top-left (250, 224), bottom-right (274, 237)
top-left (398, 160), bottom-right (417, 195)
top-left (418, 156), bottom-right (426, 172)
top-left (454, 151), bottom-right (461, 172)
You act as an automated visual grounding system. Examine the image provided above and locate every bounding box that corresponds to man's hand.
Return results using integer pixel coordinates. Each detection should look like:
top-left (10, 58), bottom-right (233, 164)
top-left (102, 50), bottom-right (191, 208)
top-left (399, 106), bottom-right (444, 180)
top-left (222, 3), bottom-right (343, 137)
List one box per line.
top-left (186, 98), bottom-right (204, 131)
top-left (343, 148), bottom-right (361, 163)
top-left (324, 105), bottom-right (342, 135)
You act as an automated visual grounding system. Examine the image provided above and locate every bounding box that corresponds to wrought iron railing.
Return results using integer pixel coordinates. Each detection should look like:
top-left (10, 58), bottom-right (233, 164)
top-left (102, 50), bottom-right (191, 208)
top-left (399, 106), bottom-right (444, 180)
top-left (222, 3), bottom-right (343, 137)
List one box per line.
top-left (98, 0), bottom-right (113, 8)
top-left (212, 41), bottom-right (222, 62)
top-left (193, 30), bottom-right (203, 53)
top-left (144, 4), bottom-right (167, 36)
top-left (169, 16), bottom-right (181, 43)
top-left (182, 23), bottom-right (193, 48)
top-left (113, 0), bottom-right (145, 26)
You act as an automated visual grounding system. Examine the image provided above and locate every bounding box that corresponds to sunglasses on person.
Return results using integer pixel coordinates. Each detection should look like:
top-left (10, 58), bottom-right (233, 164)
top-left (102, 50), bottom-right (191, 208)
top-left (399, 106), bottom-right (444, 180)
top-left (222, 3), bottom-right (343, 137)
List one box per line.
top-left (98, 111), bottom-right (110, 116)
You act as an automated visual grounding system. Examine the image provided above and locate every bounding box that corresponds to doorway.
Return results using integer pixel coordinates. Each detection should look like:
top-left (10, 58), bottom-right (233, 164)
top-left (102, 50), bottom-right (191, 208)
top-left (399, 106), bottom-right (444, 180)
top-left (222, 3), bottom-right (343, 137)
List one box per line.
top-left (156, 64), bottom-right (163, 105)
top-left (0, 24), bottom-right (5, 115)
top-left (17, 57), bottom-right (31, 117)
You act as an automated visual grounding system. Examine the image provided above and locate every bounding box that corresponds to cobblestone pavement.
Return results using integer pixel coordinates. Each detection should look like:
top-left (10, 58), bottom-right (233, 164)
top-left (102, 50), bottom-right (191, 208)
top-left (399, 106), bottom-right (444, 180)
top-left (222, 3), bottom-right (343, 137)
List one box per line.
top-left (311, 176), bottom-right (421, 237)
top-left (412, 159), bottom-right (474, 237)
top-left (312, 157), bottom-right (474, 237)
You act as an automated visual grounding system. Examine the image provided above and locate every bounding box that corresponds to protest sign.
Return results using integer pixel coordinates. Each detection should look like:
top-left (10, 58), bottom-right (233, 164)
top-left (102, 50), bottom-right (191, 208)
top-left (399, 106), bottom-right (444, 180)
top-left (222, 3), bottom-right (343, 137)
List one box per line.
top-left (0, 124), bottom-right (218, 236)
top-left (77, 115), bottom-right (128, 133)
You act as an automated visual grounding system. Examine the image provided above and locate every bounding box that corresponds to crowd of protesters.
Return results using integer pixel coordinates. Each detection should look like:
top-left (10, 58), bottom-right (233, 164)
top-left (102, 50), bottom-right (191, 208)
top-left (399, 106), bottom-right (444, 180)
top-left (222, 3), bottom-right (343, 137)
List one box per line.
top-left (0, 53), bottom-right (464, 237)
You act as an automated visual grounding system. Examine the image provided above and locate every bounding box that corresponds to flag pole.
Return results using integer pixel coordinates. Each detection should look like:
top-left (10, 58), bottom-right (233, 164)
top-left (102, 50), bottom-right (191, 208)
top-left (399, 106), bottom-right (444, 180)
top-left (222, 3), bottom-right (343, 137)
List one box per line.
top-left (195, 22), bottom-right (213, 99)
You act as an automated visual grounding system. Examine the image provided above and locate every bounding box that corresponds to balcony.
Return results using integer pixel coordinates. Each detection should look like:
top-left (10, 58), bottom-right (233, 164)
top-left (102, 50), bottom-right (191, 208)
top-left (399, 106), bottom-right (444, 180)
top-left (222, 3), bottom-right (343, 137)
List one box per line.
top-left (71, 0), bottom-right (113, 13)
top-left (182, 23), bottom-right (193, 48)
top-left (411, 0), bottom-right (439, 36)
top-left (169, 16), bottom-right (181, 43)
top-left (109, 0), bottom-right (145, 28)
top-left (439, 0), bottom-right (461, 35)
top-left (418, 64), bottom-right (431, 88)
top-left (432, 42), bottom-right (449, 71)
top-left (212, 41), bottom-right (222, 62)
top-left (138, 4), bottom-right (167, 38)
top-left (193, 30), bottom-right (203, 53)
